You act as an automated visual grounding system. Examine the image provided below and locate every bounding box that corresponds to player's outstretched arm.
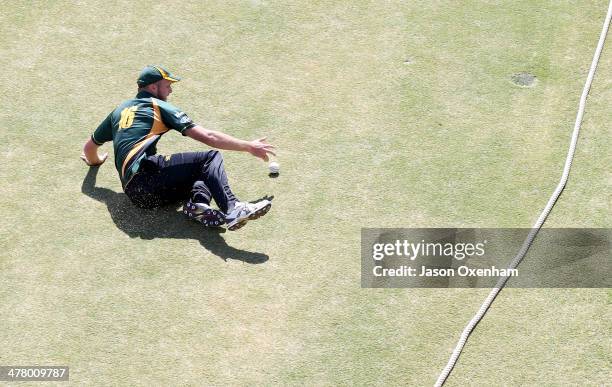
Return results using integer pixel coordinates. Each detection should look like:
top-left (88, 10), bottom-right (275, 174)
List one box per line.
top-left (80, 138), bottom-right (108, 166)
top-left (185, 125), bottom-right (276, 161)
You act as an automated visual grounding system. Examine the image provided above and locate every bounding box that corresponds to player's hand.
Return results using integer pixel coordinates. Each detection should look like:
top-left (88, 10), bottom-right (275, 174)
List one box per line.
top-left (80, 152), bottom-right (108, 166)
top-left (248, 137), bottom-right (276, 161)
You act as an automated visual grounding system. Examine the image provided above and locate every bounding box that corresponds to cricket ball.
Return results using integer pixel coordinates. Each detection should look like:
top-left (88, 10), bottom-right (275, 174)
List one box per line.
top-left (268, 161), bottom-right (280, 174)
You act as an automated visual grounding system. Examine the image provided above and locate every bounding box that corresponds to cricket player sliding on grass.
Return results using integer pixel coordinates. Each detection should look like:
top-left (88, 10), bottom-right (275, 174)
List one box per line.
top-left (81, 65), bottom-right (275, 231)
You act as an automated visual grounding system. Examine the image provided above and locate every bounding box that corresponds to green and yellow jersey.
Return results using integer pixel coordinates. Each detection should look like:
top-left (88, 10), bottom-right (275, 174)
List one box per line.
top-left (91, 90), bottom-right (196, 185)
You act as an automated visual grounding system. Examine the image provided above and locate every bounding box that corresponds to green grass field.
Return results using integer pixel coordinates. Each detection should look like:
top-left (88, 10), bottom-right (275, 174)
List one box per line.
top-left (1, 1), bottom-right (610, 385)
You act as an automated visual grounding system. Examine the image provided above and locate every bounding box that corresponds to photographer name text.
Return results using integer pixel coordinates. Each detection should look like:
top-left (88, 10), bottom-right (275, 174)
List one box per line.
top-left (373, 265), bottom-right (518, 277)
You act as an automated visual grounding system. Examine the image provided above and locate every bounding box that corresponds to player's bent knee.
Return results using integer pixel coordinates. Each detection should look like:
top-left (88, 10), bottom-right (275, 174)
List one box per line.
top-left (209, 149), bottom-right (222, 160)
top-left (202, 150), bottom-right (224, 166)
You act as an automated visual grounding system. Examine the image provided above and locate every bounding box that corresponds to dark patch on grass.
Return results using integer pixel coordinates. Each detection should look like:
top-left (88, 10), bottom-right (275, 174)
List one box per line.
top-left (511, 72), bottom-right (537, 87)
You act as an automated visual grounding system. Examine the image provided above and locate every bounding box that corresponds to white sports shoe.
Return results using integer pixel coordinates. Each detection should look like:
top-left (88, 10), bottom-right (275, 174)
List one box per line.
top-left (183, 200), bottom-right (225, 227)
top-left (225, 200), bottom-right (272, 231)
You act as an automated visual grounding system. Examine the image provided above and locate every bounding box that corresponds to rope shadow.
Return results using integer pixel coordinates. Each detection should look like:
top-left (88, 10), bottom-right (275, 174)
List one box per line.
top-left (81, 167), bottom-right (268, 264)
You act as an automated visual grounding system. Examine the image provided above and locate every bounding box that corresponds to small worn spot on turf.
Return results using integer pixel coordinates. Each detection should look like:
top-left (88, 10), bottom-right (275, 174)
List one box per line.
top-left (511, 72), bottom-right (537, 87)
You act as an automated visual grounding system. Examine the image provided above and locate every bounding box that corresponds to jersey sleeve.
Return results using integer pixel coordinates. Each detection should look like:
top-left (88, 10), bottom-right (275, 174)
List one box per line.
top-left (91, 113), bottom-right (113, 145)
top-left (157, 101), bottom-right (197, 135)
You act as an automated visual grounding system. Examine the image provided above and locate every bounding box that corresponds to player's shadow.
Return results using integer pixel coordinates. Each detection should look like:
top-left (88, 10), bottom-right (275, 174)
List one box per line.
top-left (81, 167), bottom-right (268, 264)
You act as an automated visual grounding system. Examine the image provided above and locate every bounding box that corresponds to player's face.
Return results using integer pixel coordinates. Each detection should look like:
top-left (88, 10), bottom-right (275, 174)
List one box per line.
top-left (155, 79), bottom-right (173, 101)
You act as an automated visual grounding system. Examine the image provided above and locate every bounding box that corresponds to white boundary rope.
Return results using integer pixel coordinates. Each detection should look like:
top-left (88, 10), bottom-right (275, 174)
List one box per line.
top-left (435, 2), bottom-right (612, 386)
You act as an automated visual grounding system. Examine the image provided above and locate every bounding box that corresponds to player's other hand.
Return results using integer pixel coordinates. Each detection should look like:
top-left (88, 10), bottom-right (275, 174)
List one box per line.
top-left (80, 152), bottom-right (108, 166)
top-left (248, 137), bottom-right (276, 161)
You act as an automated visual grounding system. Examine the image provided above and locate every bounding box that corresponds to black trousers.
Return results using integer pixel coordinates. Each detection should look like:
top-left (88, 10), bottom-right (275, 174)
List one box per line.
top-left (124, 150), bottom-right (238, 213)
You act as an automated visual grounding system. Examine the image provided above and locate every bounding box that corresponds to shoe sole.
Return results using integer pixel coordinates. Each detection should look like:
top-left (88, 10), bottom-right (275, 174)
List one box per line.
top-left (183, 203), bottom-right (226, 227)
top-left (227, 202), bottom-right (272, 231)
